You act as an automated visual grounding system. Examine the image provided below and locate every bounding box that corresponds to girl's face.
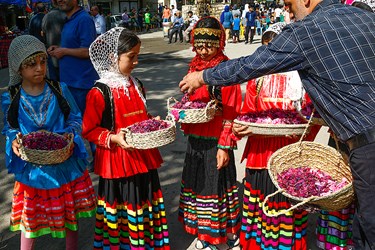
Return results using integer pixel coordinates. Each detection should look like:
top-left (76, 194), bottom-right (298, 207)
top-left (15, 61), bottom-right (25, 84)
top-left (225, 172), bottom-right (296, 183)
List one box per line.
top-left (195, 44), bottom-right (218, 61)
top-left (118, 42), bottom-right (141, 76)
top-left (19, 53), bottom-right (47, 85)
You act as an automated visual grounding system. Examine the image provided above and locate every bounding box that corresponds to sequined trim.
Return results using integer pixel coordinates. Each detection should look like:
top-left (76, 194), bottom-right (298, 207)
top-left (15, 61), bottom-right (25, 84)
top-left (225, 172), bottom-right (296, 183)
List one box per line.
top-left (193, 28), bottom-right (222, 37)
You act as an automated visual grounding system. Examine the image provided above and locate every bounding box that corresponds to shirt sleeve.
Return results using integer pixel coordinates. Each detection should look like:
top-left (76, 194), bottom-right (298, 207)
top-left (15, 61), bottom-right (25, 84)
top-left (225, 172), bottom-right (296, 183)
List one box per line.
top-left (217, 85), bottom-right (242, 149)
top-left (82, 88), bottom-right (114, 149)
top-left (77, 14), bottom-right (97, 48)
top-left (1, 92), bottom-right (23, 173)
top-left (203, 27), bottom-right (305, 86)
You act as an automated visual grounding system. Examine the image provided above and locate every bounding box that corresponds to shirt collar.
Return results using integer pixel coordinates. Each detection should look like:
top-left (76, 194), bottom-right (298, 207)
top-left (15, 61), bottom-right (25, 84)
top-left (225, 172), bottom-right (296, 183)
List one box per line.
top-left (314, 0), bottom-right (341, 12)
top-left (66, 7), bottom-right (84, 21)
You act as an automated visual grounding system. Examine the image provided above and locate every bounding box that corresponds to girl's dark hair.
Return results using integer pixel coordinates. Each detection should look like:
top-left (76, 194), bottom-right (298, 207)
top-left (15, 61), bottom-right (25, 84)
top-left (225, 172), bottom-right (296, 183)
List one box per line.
top-left (117, 29), bottom-right (141, 55)
top-left (352, 1), bottom-right (374, 12)
top-left (195, 16), bottom-right (221, 29)
top-left (261, 31), bottom-right (278, 45)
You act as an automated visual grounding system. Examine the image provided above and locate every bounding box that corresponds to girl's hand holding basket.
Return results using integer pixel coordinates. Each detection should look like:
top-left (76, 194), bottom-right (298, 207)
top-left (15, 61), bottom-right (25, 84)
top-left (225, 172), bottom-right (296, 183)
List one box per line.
top-left (12, 133), bottom-right (22, 157)
top-left (111, 130), bottom-right (134, 151)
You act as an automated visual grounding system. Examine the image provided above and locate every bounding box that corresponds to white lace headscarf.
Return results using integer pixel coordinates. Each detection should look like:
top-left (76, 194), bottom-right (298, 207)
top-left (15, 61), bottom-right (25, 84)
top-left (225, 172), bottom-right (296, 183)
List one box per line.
top-left (263, 22), bottom-right (287, 37)
top-left (262, 22), bottom-right (305, 110)
top-left (8, 35), bottom-right (47, 86)
top-left (89, 27), bottom-right (145, 102)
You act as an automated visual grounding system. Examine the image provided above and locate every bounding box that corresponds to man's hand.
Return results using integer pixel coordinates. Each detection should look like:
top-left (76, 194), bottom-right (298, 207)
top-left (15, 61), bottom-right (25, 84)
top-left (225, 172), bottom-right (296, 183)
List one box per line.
top-left (179, 71), bottom-right (205, 94)
top-left (48, 46), bottom-right (66, 59)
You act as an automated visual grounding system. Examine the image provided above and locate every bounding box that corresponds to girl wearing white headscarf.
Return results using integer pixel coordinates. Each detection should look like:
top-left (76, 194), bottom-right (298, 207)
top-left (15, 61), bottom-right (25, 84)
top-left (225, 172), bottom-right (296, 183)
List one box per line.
top-left (82, 27), bottom-right (170, 249)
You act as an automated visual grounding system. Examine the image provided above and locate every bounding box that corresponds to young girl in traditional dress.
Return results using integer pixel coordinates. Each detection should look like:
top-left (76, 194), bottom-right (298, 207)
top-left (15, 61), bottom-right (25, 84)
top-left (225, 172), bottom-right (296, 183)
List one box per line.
top-left (82, 27), bottom-right (170, 249)
top-left (233, 22), bottom-right (321, 250)
top-left (1, 35), bottom-right (96, 250)
top-left (178, 17), bottom-right (242, 250)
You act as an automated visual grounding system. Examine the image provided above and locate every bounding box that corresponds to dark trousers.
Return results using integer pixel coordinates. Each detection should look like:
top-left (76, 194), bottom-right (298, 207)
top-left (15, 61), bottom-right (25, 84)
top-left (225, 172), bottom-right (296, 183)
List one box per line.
top-left (245, 26), bottom-right (255, 43)
top-left (349, 142), bottom-right (375, 250)
top-left (169, 27), bottom-right (183, 42)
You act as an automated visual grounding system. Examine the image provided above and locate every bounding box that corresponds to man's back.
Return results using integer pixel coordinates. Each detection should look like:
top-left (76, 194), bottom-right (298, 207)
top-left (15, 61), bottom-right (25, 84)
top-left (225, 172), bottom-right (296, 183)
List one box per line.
top-left (289, 2), bottom-right (375, 139)
top-left (42, 9), bottom-right (66, 48)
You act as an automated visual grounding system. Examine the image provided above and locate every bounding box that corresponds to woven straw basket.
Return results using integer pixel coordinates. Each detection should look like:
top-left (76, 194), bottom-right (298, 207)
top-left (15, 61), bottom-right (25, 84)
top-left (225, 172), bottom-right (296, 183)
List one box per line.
top-left (17, 131), bottom-right (74, 165)
top-left (124, 116), bottom-right (176, 149)
top-left (167, 97), bottom-right (216, 123)
top-left (263, 141), bottom-right (355, 217)
top-left (234, 119), bottom-right (309, 136)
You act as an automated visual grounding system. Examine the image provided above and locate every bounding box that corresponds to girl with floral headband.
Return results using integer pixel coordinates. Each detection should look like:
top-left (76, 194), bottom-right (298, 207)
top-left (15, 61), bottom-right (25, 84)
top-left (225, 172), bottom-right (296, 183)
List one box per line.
top-left (1, 35), bottom-right (96, 250)
top-left (233, 22), bottom-right (321, 250)
top-left (178, 16), bottom-right (242, 250)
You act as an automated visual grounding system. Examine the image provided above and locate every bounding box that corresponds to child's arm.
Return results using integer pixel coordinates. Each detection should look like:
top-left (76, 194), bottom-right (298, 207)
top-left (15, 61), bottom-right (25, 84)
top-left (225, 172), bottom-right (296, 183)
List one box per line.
top-left (216, 84), bottom-right (242, 169)
top-left (1, 92), bottom-right (24, 173)
top-left (82, 88), bottom-right (134, 150)
top-left (82, 88), bottom-right (112, 148)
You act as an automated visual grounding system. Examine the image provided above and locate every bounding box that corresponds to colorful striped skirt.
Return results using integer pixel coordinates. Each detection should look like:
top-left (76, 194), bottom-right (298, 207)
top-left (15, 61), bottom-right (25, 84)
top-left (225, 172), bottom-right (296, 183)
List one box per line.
top-left (178, 137), bottom-right (241, 245)
top-left (240, 168), bottom-right (308, 250)
top-left (94, 169), bottom-right (170, 250)
top-left (10, 170), bottom-right (96, 238)
top-left (316, 203), bottom-right (355, 250)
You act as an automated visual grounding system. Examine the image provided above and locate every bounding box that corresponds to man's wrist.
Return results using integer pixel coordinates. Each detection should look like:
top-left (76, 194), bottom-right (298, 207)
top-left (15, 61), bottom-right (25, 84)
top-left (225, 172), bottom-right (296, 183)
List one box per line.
top-left (199, 71), bottom-right (205, 85)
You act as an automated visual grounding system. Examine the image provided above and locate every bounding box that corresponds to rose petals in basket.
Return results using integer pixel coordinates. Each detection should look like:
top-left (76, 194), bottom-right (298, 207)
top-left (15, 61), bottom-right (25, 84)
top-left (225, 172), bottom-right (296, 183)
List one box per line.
top-left (17, 131), bottom-right (74, 165)
top-left (234, 109), bottom-right (309, 136)
top-left (277, 166), bottom-right (349, 198)
top-left (167, 97), bottom-right (216, 123)
top-left (124, 117), bottom-right (176, 149)
top-left (266, 141), bottom-right (354, 213)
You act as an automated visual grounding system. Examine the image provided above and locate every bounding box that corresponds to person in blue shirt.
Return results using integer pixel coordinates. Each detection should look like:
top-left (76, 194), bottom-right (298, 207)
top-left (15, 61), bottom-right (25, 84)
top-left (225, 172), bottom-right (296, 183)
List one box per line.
top-left (48, 0), bottom-right (98, 170)
top-left (220, 5), bottom-right (233, 42)
top-left (179, 0), bottom-right (375, 249)
top-left (232, 13), bottom-right (241, 43)
top-left (168, 10), bottom-right (184, 43)
top-left (47, 0), bottom-right (98, 114)
top-left (244, 5), bottom-right (257, 44)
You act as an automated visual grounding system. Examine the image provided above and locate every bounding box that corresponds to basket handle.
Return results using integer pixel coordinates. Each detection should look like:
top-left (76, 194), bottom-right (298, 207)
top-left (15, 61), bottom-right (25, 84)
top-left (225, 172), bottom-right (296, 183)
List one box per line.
top-left (297, 109), bottom-right (315, 146)
top-left (261, 189), bottom-right (316, 217)
top-left (16, 133), bottom-right (23, 145)
top-left (204, 100), bottom-right (216, 117)
top-left (121, 127), bottom-right (133, 145)
top-left (167, 97), bottom-right (178, 111)
top-left (165, 113), bottom-right (176, 126)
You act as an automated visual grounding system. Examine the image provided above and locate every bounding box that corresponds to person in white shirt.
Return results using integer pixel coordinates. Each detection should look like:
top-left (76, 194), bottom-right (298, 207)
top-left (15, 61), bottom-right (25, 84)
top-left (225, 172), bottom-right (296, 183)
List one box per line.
top-left (273, 5), bottom-right (283, 22)
top-left (91, 5), bottom-right (106, 35)
top-left (171, 5), bottom-right (178, 22)
top-left (183, 11), bottom-right (199, 43)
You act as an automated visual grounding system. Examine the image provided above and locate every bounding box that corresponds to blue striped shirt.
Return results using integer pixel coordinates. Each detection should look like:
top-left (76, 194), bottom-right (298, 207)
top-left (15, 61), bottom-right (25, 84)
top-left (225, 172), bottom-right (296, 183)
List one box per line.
top-left (203, 0), bottom-right (375, 141)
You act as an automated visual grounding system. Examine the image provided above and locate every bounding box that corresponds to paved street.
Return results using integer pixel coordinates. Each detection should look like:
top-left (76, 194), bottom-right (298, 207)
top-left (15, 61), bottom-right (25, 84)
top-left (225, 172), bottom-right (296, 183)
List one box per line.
top-left (0, 30), bottom-right (328, 250)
